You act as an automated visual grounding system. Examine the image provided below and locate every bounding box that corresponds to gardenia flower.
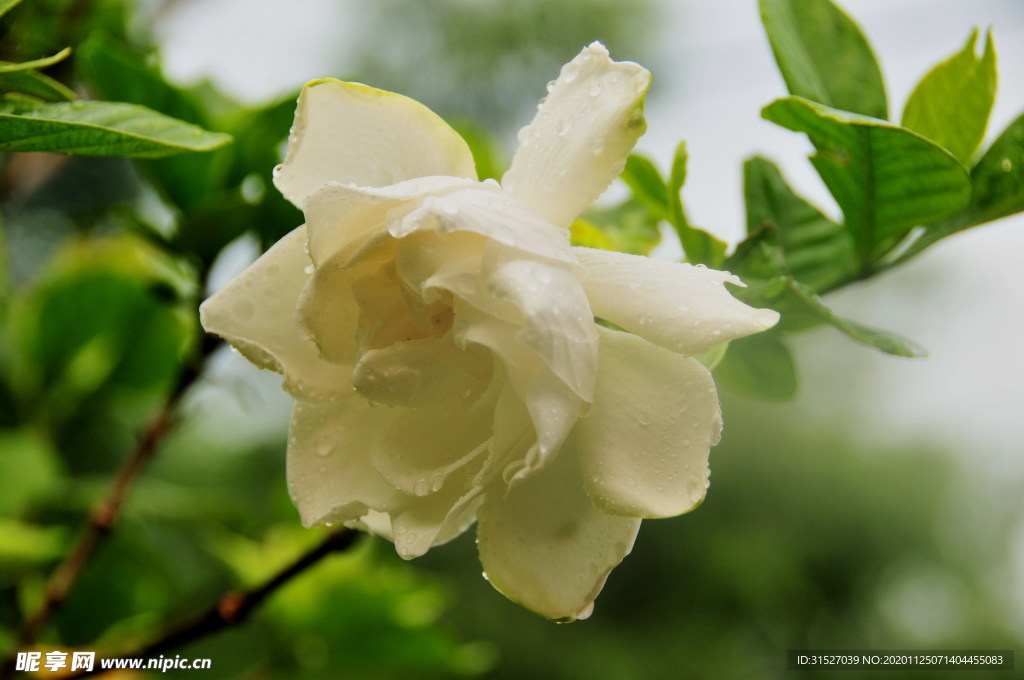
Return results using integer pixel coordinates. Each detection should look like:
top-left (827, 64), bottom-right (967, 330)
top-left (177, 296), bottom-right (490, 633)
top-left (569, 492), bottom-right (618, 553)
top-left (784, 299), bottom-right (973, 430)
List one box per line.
top-left (200, 42), bottom-right (778, 621)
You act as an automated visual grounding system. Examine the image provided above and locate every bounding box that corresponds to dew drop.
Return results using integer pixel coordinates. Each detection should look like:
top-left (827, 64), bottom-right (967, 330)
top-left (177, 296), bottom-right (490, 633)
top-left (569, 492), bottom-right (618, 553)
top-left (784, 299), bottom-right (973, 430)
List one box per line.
top-left (315, 437), bottom-right (333, 457)
top-left (589, 81), bottom-right (603, 97)
top-left (1001, 158), bottom-right (1013, 172)
top-left (304, 264), bottom-right (315, 275)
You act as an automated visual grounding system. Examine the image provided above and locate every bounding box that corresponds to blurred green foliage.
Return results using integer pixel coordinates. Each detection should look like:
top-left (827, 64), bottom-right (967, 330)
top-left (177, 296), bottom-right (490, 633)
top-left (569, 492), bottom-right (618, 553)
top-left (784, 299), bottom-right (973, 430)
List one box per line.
top-left (0, 0), bottom-right (1020, 678)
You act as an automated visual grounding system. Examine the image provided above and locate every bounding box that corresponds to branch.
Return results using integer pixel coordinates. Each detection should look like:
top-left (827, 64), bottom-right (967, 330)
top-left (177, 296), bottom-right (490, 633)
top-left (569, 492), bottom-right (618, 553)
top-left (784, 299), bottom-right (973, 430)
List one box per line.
top-left (10, 333), bottom-right (221, 653)
top-left (69, 529), bottom-right (360, 679)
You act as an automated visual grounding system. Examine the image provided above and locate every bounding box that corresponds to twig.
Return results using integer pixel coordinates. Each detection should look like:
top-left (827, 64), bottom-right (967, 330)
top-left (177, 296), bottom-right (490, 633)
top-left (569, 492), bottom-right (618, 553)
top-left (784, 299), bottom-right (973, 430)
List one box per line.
top-left (68, 529), bottom-right (359, 678)
top-left (8, 333), bottom-right (221, 658)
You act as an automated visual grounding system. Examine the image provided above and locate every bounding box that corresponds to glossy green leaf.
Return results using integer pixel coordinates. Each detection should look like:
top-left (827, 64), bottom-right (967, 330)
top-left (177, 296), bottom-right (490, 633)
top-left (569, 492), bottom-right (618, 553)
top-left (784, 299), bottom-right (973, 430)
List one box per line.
top-left (0, 100), bottom-right (232, 157)
top-left (759, 0), bottom-right (887, 119)
top-left (667, 142), bottom-right (727, 267)
top-left (621, 153), bottom-right (668, 219)
top-left (0, 0), bottom-right (23, 20)
top-left (77, 32), bottom-right (204, 127)
top-left (0, 429), bottom-right (63, 516)
top-left (0, 519), bottom-right (67, 564)
top-left (0, 66), bottom-right (76, 101)
top-left (0, 47), bottom-right (71, 74)
top-left (727, 226), bottom-right (925, 357)
top-left (902, 30), bottom-right (996, 164)
top-left (716, 333), bottom-right (797, 401)
top-left (968, 112), bottom-right (1024, 225)
top-left (580, 200), bottom-right (662, 255)
top-left (743, 156), bottom-right (854, 292)
top-left (786, 280), bottom-right (926, 357)
top-left (763, 96), bottom-right (970, 262)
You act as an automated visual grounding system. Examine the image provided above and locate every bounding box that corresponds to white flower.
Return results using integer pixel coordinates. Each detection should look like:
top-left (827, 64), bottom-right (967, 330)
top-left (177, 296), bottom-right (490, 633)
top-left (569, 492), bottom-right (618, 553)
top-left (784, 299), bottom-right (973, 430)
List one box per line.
top-left (200, 42), bottom-right (778, 621)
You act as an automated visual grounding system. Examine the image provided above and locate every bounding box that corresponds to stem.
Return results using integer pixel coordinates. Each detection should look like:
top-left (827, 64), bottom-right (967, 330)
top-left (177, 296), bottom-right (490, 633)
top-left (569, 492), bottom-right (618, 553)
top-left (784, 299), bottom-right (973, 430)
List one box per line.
top-left (8, 332), bottom-right (221, 655)
top-left (67, 529), bottom-right (359, 679)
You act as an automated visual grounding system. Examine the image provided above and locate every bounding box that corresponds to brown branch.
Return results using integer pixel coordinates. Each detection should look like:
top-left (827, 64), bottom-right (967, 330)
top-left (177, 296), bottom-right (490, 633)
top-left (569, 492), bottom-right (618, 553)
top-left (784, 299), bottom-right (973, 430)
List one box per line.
top-left (68, 529), bottom-right (359, 679)
top-left (8, 333), bottom-right (221, 658)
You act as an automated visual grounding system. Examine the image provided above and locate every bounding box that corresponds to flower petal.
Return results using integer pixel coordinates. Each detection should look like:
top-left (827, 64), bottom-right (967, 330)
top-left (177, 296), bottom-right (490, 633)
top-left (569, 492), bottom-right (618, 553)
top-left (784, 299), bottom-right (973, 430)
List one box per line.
top-left (352, 332), bottom-right (492, 408)
top-left (294, 239), bottom-right (397, 365)
top-left (390, 186), bottom-right (576, 266)
top-left (501, 42), bottom-right (650, 228)
top-left (476, 439), bottom-right (641, 621)
top-left (304, 176), bottom-right (476, 268)
top-left (574, 247), bottom-right (780, 355)
top-left (577, 327), bottom-right (721, 519)
top-left (452, 299), bottom-right (582, 468)
top-left (290, 394), bottom-right (486, 558)
top-left (369, 374), bottom-right (499, 498)
top-left (485, 254), bottom-right (598, 402)
top-left (390, 465), bottom-right (487, 559)
top-left (199, 226), bottom-right (349, 400)
top-left (287, 397), bottom-right (402, 527)
top-left (273, 79), bottom-right (477, 209)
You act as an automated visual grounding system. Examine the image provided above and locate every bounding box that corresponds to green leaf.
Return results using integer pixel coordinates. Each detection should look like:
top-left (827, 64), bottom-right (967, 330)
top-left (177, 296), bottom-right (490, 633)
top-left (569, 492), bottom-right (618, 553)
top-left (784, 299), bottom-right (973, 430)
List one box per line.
top-left (0, 100), bottom-right (232, 157)
top-left (759, 0), bottom-right (887, 119)
top-left (661, 144), bottom-right (727, 266)
top-left (0, 66), bottom-right (76, 101)
top-left (726, 226), bottom-right (926, 357)
top-left (620, 148), bottom-right (726, 265)
top-left (621, 153), bottom-right (669, 219)
top-left (902, 30), bottom-right (996, 164)
top-left (0, 0), bottom-right (24, 20)
top-left (716, 333), bottom-right (798, 401)
top-left (0, 429), bottom-right (63, 516)
top-left (968, 112), bottom-right (1024, 225)
top-left (76, 32), bottom-right (204, 126)
top-left (743, 156), bottom-right (854, 292)
top-left (785, 280), bottom-right (927, 357)
top-left (888, 112), bottom-right (1024, 266)
top-left (0, 47), bottom-right (71, 74)
top-left (0, 519), bottom-right (67, 564)
top-left (451, 118), bottom-right (505, 182)
top-left (763, 96), bottom-right (970, 263)
top-left (667, 142), bottom-right (727, 268)
top-left (579, 200), bottom-right (662, 255)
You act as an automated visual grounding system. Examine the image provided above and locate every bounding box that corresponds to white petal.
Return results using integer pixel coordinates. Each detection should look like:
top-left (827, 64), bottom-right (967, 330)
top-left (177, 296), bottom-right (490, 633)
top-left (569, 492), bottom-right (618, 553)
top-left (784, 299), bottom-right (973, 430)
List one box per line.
top-left (390, 186), bottom-right (577, 266)
top-left (476, 439), bottom-right (640, 621)
top-left (453, 299), bottom-right (582, 467)
top-left (577, 327), bottom-right (721, 518)
top-left (294, 239), bottom-right (398, 365)
top-left (352, 332), bottom-right (492, 408)
top-left (575, 247), bottom-right (780, 355)
top-left (199, 226), bottom-right (349, 400)
top-left (287, 397), bottom-right (403, 527)
top-left (501, 42), bottom-right (650, 228)
top-left (274, 79), bottom-right (477, 209)
top-left (290, 394), bottom-right (486, 556)
top-left (369, 374), bottom-right (499, 498)
top-left (485, 255), bottom-right (598, 402)
top-left (390, 465), bottom-right (487, 559)
top-left (304, 176), bottom-right (476, 268)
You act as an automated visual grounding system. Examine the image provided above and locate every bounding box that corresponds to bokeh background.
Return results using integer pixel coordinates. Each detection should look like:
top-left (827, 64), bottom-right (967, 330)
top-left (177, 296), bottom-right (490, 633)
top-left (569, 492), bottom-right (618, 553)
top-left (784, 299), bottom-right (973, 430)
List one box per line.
top-left (1, 0), bottom-right (1021, 678)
